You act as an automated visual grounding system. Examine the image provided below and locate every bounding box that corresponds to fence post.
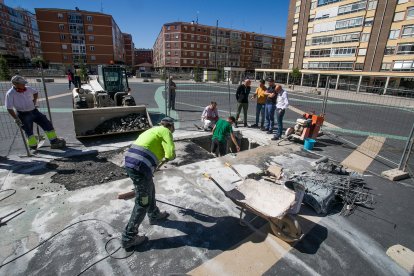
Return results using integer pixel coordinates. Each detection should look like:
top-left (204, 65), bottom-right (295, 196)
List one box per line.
top-left (227, 76), bottom-right (231, 116)
top-left (40, 66), bottom-right (53, 124)
top-left (399, 122), bottom-right (414, 171)
top-left (321, 76), bottom-right (330, 115)
top-left (164, 70), bottom-right (168, 117)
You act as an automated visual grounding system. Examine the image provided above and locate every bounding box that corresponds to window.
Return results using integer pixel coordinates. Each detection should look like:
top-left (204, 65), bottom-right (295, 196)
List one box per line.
top-left (190, 43), bottom-right (194, 48)
top-left (389, 29), bottom-right (400, 39)
top-left (89, 35), bottom-right (94, 41)
top-left (86, 16), bottom-right (92, 22)
top-left (394, 11), bottom-right (405, 21)
top-left (384, 46), bottom-right (396, 55)
top-left (184, 26), bottom-right (187, 31)
top-left (361, 33), bottom-right (370, 42)
top-left (367, 0), bottom-right (377, 10)
top-left (364, 17), bottom-right (374, 27)
top-left (338, 1), bottom-right (367, 15)
top-left (294, 18), bottom-right (299, 24)
top-left (91, 55), bottom-right (96, 61)
top-left (317, 0), bottom-right (342, 7)
top-left (183, 42), bottom-right (187, 47)
top-left (358, 48), bottom-right (367, 56)
top-left (58, 13), bottom-right (63, 19)
top-left (307, 61), bottom-right (354, 70)
top-left (60, 34), bottom-right (66, 40)
top-left (63, 55), bottom-right (68, 60)
top-left (59, 24), bottom-right (64, 30)
top-left (62, 44), bottom-right (68, 50)
top-left (165, 34), bottom-right (170, 39)
top-left (407, 7), bottom-right (414, 19)
top-left (175, 35), bottom-right (179, 40)
top-left (167, 51), bottom-right (171, 55)
top-left (87, 25), bottom-right (93, 32)
top-left (167, 26), bottom-right (170, 30)
top-left (402, 25), bottom-right (414, 37)
top-left (398, 0), bottom-right (408, 3)
top-left (335, 17), bottom-right (363, 30)
top-left (166, 43), bottom-right (170, 48)
top-left (174, 25), bottom-right (178, 30)
top-left (90, 45), bottom-right (95, 51)
top-left (397, 43), bottom-right (414, 54)
top-left (175, 51), bottom-right (178, 56)
top-left (381, 63), bottom-right (392, 71)
top-left (393, 60), bottom-right (414, 71)
top-left (295, 6), bottom-right (300, 13)
top-left (354, 63), bottom-right (364, 70)
top-left (183, 59), bottom-right (187, 64)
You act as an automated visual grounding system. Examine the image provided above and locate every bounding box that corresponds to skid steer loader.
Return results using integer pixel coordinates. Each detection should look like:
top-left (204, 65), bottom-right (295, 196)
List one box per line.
top-left (72, 65), bottom-right (152, 138)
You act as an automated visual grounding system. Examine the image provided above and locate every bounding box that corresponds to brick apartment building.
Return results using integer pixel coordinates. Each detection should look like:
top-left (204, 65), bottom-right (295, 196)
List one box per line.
top-left (0, 1), bottom-right (42, 65)
top-left (35, 8), bottom-right (127, 71)
top-left (134, 48), bottom-right (153, 65)
top-left (153, 22), bottom-right (285, 72)
top-left (284, 0), bottom-right (414, 72)
top-left (123, 33), bottom-right (134, 67)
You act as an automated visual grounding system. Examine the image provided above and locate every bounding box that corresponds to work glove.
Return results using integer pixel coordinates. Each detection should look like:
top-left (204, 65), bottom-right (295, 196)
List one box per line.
top-left (14, 118), bottom-right (23, 127)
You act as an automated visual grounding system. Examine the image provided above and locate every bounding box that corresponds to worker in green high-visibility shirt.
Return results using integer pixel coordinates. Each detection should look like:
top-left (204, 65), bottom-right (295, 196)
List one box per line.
top-left (5, 75), bottom-right (66, 151)
top-left (122, 117), bottom-right (176, 249)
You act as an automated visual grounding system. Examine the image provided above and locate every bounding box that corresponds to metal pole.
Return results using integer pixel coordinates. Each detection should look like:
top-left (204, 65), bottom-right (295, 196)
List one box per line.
top-left (398, 122), bottom-right (414, 171)
top-left (19, 127), bottom-right (31, 157)
top-left (164, 70), bottom-right (168, 116)
top-left (322, 76), bottom-right (330, 115)
top-left (40, 66), bottom-right (53, 124)
top-left (228, 75), bottom-right (231, 116)
top-left (215, 19), bottom-right (218, 69)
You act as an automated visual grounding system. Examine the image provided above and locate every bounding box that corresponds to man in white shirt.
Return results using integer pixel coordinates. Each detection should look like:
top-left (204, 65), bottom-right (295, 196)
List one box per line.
top-left (5, 75), bottom-right (66, 150)
top-left (272, 85), bottom-right (289, 140)
top-left (201, 101), bottom-right (219, 131)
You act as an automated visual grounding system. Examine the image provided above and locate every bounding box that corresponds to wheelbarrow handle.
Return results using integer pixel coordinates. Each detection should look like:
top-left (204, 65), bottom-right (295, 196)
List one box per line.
top-left (224, 162), bottom-right (243, 179)
top-left (202, 173), bottom-right (229, 197)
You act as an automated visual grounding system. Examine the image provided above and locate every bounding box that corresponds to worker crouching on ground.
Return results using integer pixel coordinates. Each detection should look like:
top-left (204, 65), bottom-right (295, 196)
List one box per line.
top-left (122, 117), bottom-right (176, 249)
top-left (211, 116), bottom-right (240, 156)
top-left (5, 75), bottom-right (66, 150)
top-left (201, 101), bottom-right (219, 131)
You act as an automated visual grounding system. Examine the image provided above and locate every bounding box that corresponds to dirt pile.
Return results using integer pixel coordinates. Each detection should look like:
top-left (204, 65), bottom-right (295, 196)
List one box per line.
top-left (85, 113), bottom-right (150, 136)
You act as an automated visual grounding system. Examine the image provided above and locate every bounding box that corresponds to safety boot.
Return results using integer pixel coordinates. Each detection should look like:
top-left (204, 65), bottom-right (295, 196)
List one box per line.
top-left (149, 211), bottom-right (170, 225)
top-left (50, 138), bottom-right (66, 149)
top-left (121, 235), bottom-right (148, 249)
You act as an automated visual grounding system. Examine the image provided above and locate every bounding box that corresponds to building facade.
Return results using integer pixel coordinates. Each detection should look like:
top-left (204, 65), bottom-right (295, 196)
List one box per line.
top-left (153, 22), bottom-right (285, 72)
top-left (35, 8), bottom-right (126, 70)
top-left (0, 3), bottom-right (42, 64)
top-left (123, 33), bottom-right (134, 67)
top-left (283, 0), bottom-right (414, 73)
top-left (134, 48), bottom-right (153, 65)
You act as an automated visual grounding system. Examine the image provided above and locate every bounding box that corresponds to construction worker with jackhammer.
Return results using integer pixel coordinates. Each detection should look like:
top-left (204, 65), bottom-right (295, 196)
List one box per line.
top-left (122, 117), bottom-right (176, 249)
top-left (5, 75), bottom-right (66, 151)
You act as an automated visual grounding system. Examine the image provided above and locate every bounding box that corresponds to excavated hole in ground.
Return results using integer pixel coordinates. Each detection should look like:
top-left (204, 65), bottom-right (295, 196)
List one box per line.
top-left (48, 134), bottom-right (261, 190)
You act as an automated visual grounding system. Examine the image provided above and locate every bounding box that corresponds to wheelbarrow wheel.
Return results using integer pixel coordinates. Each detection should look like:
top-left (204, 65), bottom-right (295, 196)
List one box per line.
top-left (269, 214), bottom-right (302, 243)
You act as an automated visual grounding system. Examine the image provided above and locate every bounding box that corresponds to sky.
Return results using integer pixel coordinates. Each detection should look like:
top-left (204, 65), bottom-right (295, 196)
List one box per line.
top-left (6, 0), bottom-right (289, 48)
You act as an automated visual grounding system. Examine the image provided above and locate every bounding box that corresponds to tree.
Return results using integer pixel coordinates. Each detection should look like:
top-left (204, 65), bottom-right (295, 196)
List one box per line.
top-left (0, 55), bottom-right (11, 81)
top-left (31, 56), bottom-right (47, 68)
top-left (79, 62), bottom-right (88, 81)
top-left (194, 66), bottom-right (202, 82)
top-left (290, 67), bottom-right (301, 90)
top-left (215, 67), bottom-right (223, 83)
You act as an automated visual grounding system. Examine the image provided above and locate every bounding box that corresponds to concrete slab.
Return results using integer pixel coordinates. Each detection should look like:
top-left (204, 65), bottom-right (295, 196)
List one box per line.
top-left (381, 168), bottom-right (410, 181)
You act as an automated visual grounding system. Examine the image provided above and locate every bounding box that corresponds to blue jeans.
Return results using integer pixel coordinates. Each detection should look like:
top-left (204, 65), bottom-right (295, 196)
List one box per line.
top-left (17, 109), bottom-right (54, 137)
top-left (264, 104), bottom-right (275, 130)
top-left (255, 103), bottom-right (265, 126)
top-left (122, 167), bottom-right (160, 242)
top-left (275, 108), bottom-right (285, 138)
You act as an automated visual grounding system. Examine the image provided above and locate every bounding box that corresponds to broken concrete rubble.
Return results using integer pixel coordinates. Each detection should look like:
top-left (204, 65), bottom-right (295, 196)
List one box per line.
top-left (85, 113), bottom-right (150, 136)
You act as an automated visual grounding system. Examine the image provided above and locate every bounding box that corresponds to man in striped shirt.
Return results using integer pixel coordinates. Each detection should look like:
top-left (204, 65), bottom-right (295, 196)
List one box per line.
top-left (122, 117), bottom-right (176, 249)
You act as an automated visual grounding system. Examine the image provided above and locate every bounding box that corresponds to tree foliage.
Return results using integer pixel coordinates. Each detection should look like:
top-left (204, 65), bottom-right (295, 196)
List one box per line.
top-left (0, 55), bottom-right (11, 81)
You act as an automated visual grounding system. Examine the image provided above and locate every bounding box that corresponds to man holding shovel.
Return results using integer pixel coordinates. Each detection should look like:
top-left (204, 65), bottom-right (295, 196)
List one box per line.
top-left (122, 117), bottom-right (176, 249)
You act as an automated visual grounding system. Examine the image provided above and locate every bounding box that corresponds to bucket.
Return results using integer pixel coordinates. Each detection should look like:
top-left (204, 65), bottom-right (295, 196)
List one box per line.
top-left (284, 181), bottom-right (306, 214)
top-left (304, 138), bottom-right (316, 150)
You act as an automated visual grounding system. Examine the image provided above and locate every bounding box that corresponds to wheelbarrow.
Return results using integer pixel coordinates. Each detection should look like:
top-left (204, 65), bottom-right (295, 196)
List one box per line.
top-left (203, 166), bottom-right (303, 243)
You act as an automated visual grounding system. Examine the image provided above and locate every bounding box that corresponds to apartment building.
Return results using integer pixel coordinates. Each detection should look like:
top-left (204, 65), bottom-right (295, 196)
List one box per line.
top-left (35, 8), bottom-right (126, 70)
top-left (134, 48), bottom-right (153, 65)
top-left (283, 0), bottom-right (414, 73)
top-left (0, 2), bottom-right (42, 64)
top-left (153, 22), bottom-right (285, 72)
top-left (123, 33), bottom-right (134, 67)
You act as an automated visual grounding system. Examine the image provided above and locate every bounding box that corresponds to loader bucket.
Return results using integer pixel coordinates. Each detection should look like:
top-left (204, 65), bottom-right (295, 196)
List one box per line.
top-left (72, 105), bottom-right (153, 138)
